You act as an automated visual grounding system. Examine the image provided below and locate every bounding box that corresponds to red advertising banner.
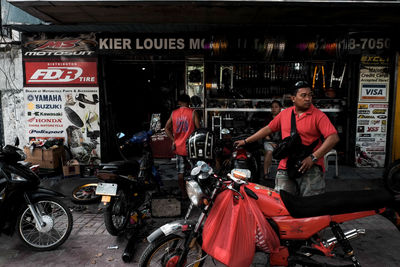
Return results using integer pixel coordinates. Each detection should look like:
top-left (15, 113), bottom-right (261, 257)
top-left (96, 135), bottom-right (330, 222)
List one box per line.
top-left (24, 61), bottom-right (98, 86)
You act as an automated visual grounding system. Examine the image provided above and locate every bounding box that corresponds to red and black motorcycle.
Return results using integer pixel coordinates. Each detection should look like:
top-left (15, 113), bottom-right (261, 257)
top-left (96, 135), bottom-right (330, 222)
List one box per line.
top-left (139, 161), bottom-right (400, 267)
top-left (215, 129), bottom-right (261, 183)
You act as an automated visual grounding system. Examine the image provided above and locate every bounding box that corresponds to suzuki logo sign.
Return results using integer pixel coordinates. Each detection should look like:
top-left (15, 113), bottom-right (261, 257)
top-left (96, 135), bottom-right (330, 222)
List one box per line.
top-left (29, 67), bottom-right (83, 83)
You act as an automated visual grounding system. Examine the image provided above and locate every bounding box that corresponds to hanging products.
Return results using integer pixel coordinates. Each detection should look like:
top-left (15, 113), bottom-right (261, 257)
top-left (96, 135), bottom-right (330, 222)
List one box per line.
top-left (330, 62), bottom-right (346, 89)
top-left (312, 64), bottom-right (326, 91)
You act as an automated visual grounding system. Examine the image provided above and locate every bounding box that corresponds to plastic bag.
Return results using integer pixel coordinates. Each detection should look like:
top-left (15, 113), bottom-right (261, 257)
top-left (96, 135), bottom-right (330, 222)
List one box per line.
top-left (202, 187), bottom-right (279, 267)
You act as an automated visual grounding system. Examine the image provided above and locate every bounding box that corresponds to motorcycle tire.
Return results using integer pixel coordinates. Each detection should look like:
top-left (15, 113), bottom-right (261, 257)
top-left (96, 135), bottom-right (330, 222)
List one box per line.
top-left (16, 196), bottom-right (73, 251)
top-left (139, 234), bottom-right (205, 267)
top-left (71, 183), bottom-right (101, 204)
top-left (104, 190), bottom-right (130, 236)
top-left (384, 159), bottom-right (400, 194)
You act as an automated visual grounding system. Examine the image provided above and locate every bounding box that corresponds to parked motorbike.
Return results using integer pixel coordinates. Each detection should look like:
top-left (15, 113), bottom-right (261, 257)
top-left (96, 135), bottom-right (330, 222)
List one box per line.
top-left (0, 138), bottom-right (73, 251)
top-left (384, 159), bottom-right (400, 194)
top-left (95, 130), bottom-right (161, 236)
top-left (215, 128), bottom-right (261, 183)
top-left (139, 161), bottom-right (400, 267)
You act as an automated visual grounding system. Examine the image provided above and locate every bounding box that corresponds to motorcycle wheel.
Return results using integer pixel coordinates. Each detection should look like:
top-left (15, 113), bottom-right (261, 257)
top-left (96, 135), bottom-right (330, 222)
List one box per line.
top-left (71, 183), bottom-right (101, 204)
top-left (16, 196), bottom-right (73, 251)
top-left (384, 159), bottom-right (400, 194)
top-left (104, 189), bottom-right (130, 236)
top-left (139, 234), bottom-right (205, 267)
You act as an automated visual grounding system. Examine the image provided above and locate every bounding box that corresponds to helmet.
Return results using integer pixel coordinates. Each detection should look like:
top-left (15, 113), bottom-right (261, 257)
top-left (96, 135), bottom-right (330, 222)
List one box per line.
top-left (186, 128), bottom-right (214, 161)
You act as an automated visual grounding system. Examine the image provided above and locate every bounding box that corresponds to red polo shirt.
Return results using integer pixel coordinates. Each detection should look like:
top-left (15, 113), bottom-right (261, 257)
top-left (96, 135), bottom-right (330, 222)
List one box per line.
top-left (268, 105), bottom-right (337, 171)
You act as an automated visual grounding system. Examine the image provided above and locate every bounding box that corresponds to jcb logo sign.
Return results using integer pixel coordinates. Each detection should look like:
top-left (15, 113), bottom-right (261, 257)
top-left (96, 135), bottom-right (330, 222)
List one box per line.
top-left (29, 67), bottom-right (83, 83)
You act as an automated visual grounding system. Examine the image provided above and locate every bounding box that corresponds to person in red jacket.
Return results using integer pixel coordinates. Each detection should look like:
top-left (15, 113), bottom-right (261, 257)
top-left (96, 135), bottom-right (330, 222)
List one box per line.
top-left (235, 81), bottom-right (339, 196)
top-left (165, 94), bottom-right (200, 199)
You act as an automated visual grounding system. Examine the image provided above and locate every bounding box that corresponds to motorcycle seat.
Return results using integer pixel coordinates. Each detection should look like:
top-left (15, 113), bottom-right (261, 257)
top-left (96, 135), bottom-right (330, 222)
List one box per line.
top-left (100, 160), bottom-right (139, 175)
top-left (280, 189), bottom-right (394, 218)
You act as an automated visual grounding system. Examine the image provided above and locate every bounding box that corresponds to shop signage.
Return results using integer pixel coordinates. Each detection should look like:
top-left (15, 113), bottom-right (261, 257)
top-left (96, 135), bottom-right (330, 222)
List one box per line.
top-left (355, 103), bottom-right (388, 167)
top-left (23, 34), bottom-right (97, 57)
top-left (23, 87), bottom-right (101, 161)
top-left (24, 61), bottom-right (98, 86)
top-left (358, 66), bottom-right (389, 102)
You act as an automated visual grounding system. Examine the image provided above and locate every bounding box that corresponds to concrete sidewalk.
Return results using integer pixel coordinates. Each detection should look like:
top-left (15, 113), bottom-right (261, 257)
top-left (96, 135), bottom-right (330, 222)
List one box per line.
top-left (1, 161), bottom-right (399, 267)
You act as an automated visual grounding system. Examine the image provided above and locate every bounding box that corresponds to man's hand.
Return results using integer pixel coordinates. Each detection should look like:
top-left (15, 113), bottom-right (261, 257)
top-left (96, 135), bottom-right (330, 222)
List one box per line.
top-left (298, 156), bottom-right (314, 173)
top-left (233, 139), bottom-right (246, 148)
top-left (171, 142), bottom-right (176, 151)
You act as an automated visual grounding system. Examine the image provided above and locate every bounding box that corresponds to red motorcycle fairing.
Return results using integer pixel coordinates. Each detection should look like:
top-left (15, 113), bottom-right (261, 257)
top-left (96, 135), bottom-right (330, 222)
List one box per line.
top-left (245, 182), bottom-right (386, 240)
top-left (273, 209), bottom-right (384, 240)
top-left (245, 183), bottom-right (290, 217)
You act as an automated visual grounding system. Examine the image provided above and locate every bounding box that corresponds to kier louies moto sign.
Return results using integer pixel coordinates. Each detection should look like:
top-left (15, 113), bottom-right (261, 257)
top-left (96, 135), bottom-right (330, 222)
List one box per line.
top-left (24, 61), bottom-right (97, 86)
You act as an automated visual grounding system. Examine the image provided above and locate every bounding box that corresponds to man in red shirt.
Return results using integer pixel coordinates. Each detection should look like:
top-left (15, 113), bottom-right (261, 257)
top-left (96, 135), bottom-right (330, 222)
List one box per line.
top-left (165, 94), bottom-right (200, 198)
top-left (235, 81), bottom-right (339, 196)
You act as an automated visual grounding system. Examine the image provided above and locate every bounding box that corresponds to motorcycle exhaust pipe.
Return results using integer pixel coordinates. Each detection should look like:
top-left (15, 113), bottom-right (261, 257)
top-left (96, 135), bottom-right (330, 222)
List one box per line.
top-left (122, 236), bottom-right (136, 263)
top-left (325, 228), bottom-right (366, 247)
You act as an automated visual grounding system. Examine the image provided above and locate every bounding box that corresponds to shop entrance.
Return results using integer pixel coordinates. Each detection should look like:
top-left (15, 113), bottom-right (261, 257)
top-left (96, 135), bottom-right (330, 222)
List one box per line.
top-left (102, 60), bottom-right (185, 161)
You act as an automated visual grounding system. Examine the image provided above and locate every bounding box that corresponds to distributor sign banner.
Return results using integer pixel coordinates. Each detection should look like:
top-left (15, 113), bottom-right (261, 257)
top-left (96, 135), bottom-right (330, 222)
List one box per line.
top-left (23, 59), bottom-right (101, 161)
top-left (24, 61), bottom-right (98, 87)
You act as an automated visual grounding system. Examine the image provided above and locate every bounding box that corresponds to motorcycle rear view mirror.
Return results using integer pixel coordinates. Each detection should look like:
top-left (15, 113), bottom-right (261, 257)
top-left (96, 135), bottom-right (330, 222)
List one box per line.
top-left (14, 137), bottom-right (19, 147)
top-left (117, 132), bottom-right (125, 139)
top-left (191, 166), bottom-right (202, 176)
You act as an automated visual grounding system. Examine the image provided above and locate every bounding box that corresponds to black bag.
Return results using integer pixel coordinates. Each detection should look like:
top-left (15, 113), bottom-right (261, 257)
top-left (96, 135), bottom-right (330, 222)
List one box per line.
top-left (286, 139), bottom-right (319, 180)
top-left (280, 110), bottom-right (320, 179)
top-left (272, 111), bottom-right (301, 160)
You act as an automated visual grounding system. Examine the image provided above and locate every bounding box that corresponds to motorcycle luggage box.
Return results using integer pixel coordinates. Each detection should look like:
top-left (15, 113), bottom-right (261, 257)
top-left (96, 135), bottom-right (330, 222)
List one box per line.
top-left (150, 192), bottom-right (181, 217)
top-left (100, 160), bottom-right (139, 176)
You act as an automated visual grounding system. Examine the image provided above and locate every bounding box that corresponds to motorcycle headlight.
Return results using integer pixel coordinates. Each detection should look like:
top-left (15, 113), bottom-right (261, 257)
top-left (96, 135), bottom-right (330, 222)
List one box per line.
top-left (16, 150), bottom-right (27, 161)
top-left (11, 173), bottom-right (27, 182)
top-left (186, 180), bottom-right (205, 207)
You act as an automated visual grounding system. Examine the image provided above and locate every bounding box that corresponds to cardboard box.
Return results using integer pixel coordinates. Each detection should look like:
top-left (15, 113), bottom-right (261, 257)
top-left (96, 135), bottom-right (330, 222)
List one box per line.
top-left (62, 165), bottom-right (80, 177)
top-left (24, 146), bottom-right (64, 169)
top-left (150, 133), bottom-right (174, 159)
top-left (62, 159), bottom-right (80, 178)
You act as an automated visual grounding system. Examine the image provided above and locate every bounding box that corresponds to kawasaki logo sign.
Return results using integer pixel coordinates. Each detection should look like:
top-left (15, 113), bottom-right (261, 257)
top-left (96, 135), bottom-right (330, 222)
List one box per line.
top-left (24, 61), bottom-right (98, 86)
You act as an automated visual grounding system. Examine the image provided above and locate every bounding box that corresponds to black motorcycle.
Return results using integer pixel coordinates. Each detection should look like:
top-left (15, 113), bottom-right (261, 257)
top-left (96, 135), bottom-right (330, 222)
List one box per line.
top-left (96, 130), bottom-right (161, 236)
top-left (384, 159), bottom-right (400, 194)
top-left (215, 129), bottom-right (261, 183)
top-left (0, 138), bottom-right (73, 251)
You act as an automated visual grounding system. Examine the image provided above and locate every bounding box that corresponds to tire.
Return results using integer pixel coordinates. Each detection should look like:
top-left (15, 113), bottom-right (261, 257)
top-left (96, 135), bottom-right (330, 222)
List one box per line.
top-left (16, 196), bottom-right (73, 251)
top-left (139, 234), bottom-right (205, 267)
top-left (71, 183), bottom-right (101, 204)
top-left (104, 190), bottom-right (130, 236)
top-left (384, 159), bottom-right (400, 194)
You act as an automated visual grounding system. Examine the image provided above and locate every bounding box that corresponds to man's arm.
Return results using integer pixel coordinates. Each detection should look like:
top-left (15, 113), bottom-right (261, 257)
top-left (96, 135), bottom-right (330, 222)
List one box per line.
top-left (312, 133), bottom-right (339, 160)
top-left (165, 115), bottom-right (174, 142)
top-left (298, 133), bottom-right (339, 173)
top-left (193, 110), bottom-right (200, 129)
top-left (234, 125), bottom-right (273, 147)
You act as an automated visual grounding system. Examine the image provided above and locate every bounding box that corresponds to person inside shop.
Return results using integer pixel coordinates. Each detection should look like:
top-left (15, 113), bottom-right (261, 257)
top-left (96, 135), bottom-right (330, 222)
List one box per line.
top-left (234, 81), bottom-right (339, 196)
top-left (165, 94), bottom-right (200, 199)
top-left (263, 100), bottom-right (283, 179)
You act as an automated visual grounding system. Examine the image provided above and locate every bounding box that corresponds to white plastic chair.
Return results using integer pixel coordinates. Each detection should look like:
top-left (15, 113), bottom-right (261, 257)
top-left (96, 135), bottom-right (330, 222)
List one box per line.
top-left (324, 149), bottom-right (338, 178)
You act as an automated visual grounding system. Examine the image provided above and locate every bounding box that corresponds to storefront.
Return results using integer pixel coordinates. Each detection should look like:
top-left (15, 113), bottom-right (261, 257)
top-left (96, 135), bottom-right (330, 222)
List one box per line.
top-left (18, 29), bottom-right (396, 167)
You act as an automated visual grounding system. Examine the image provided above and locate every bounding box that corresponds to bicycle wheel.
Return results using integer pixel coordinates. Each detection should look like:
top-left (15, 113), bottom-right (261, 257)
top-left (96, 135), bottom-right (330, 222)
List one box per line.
top-left (71, 183), bottom-right (101, 204)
